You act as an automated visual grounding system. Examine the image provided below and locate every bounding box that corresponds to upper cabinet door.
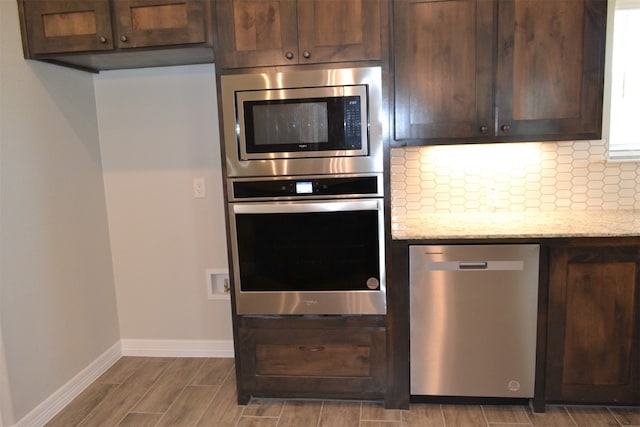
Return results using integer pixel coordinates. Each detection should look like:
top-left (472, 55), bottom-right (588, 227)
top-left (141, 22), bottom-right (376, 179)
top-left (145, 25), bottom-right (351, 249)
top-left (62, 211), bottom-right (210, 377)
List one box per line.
top-left (214, 0), bottom-right (382, 68)
top-left (113, 0), bottom-right (208, 48)
top-left (495, 0), bottom-right (606, 140)
top-left (394, 0), bottom-right (494, 142)
top-left (214, 0), bottom-right (298, 68)
top-left (296, 0), bottom-right (381, 64)
top-left (22, 0), bottom-right (114, 55)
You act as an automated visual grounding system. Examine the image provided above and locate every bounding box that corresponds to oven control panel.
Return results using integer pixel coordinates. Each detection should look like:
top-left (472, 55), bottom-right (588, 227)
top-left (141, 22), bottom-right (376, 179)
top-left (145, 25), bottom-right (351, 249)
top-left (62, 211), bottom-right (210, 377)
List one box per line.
top-left (230, 175), bottom-right (382, 201)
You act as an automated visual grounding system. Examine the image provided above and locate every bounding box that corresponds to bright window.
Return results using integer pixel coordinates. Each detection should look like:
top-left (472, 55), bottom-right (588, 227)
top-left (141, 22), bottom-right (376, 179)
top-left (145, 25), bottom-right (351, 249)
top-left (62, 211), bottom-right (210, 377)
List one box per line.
top-left (607, 0), bottom-right (640, 160)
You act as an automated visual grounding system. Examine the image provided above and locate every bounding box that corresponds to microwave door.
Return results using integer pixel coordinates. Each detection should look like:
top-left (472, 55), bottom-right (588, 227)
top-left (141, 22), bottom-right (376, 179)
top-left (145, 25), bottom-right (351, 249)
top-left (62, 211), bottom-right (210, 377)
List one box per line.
top-left (236, 85), bottom-right (368, 160)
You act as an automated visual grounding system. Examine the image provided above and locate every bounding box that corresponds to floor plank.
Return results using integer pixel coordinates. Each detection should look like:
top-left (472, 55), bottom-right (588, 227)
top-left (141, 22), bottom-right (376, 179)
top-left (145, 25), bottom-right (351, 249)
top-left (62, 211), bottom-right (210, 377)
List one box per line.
top-left (95, 357), bottom-right (151, 385)
top-left (441, 404), bottom-right (487, 427)
top-left (77, 358), bottom-right (171, 427)
top-left (483, 404), bottom-right (531, 424)
top-left (191, 357), bottom-right (234, 386)
top-left (361, 401), bottom-right (403, 422)
top-left (117, 412), bottom-right (163, 427)
top-left (402, 403), bottom-right (444, 427)
top-left (195, 368), bottom-right (245, 427)
top-left (134, 357), bottom-right (205, 413)
top-left (242, 398), bottom-right (284, 417)
top-left (566, 406), bottom-right (621, 427)
top-left (156, 385), bottom-right (217, 426)
top-left (236, 416), bottom-right (280, 427)
top-left (45, 383), bottom-right (119, 427)
top-left (318, 401), bottom-right (362, 427)
top-left (276, 400), bottom-right (323, 427)
top-left (528, 406), bottom-right (577, 427)
top-left (609, 407), bottom-right (640, 426)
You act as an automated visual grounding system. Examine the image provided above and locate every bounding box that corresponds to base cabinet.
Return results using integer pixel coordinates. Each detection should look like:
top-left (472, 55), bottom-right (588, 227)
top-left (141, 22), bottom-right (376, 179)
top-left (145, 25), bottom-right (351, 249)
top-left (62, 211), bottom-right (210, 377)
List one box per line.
top-left (236, 322), bottom-right (386, 403)
top-left (546, 240), bottom-right (640, 405)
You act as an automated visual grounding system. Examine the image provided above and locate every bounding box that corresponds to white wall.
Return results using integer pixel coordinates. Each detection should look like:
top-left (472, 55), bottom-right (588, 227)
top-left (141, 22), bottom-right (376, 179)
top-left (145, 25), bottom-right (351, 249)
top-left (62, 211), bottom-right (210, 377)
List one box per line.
top-left (0, 1), bottom-right (120, 424)
top-left (94, 65), bottom-right (232, 342)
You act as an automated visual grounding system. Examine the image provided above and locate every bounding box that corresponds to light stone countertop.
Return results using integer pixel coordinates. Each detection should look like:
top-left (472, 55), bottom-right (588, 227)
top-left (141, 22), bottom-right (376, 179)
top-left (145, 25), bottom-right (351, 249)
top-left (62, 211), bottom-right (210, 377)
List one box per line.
top-left (391, 210), bottom-right (640, 240)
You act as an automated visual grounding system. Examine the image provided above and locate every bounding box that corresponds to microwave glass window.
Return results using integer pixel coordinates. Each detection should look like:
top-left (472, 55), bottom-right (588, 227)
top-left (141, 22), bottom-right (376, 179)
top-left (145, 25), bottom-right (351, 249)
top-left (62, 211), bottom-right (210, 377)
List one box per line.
top-left (242, 96), bottom-right (362, 154)
top-left (253, 102), bottom-right (328, 145)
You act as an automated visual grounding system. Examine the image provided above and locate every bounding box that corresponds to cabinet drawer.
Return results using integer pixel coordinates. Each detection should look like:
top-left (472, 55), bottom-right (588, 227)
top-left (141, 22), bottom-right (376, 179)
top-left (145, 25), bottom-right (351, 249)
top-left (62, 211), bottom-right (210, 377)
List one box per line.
top-left (238, 326), bottom-right (386, 400)
top-left (256, 341), bottom-right (372, 377)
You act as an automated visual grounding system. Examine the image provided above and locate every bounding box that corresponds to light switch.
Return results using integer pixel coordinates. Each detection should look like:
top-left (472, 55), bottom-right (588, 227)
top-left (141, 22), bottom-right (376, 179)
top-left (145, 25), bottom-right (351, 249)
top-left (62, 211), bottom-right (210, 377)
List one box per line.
top-left (193, 177), bottom-right (206, 198)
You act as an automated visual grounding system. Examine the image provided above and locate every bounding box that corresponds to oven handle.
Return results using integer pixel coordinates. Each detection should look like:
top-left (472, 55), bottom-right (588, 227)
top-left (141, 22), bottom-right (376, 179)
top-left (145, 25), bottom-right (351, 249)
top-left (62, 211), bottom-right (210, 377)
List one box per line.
top-left (231, 198), bottom-right (382, 214)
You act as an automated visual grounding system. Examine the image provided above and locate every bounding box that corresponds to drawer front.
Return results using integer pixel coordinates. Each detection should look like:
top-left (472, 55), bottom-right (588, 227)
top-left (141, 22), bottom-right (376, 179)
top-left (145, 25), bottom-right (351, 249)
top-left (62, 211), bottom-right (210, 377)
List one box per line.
top-left (256, 342), bottom-right (371, 377)
top-left (238, 326), bottom-right (386, 399)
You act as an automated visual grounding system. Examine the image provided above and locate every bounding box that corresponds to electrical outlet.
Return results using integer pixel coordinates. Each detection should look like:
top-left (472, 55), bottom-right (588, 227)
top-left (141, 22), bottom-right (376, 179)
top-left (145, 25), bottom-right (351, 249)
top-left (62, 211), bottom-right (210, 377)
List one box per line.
top-left (193, 177), bottom-right (206, 198)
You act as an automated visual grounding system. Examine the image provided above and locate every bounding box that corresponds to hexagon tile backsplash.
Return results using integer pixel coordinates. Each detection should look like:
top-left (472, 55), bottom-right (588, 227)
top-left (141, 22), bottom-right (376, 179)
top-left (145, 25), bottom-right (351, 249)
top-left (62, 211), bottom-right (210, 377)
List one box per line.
top-left (390, 140), bottom-right (640, 216)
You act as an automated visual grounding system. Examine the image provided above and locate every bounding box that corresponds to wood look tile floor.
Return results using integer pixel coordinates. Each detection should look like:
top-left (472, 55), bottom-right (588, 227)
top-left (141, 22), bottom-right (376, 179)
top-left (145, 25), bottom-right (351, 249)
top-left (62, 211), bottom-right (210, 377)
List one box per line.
top-left (46, 357), bottom-right (640, 427)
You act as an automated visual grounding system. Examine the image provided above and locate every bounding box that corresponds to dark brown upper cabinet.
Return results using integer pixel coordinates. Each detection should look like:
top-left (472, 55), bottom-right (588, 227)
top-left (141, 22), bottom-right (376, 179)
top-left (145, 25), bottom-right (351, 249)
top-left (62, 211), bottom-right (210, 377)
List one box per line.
top-left (18, 0), bottom-right (214, 72)
top-left (214, 0), bottom-right (381, 69)
top-left (393, 0), bottom-right (607, 145)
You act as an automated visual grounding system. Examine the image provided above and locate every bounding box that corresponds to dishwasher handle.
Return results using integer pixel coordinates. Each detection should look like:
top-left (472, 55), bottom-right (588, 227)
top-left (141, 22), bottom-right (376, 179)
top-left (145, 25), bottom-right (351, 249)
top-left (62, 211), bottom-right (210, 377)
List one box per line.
top-left (418, 260), bottom-right (525, 272)
top-left (459, 262), bottom-right (488, 270)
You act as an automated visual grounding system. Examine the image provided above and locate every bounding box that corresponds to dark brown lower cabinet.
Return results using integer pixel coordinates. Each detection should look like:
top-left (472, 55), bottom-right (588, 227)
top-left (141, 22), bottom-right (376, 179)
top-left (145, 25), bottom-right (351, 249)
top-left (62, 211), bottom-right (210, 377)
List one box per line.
top-left (236, 322), bottom-right (386, 403)
top-left (546, 239), bottom-right (640, 405)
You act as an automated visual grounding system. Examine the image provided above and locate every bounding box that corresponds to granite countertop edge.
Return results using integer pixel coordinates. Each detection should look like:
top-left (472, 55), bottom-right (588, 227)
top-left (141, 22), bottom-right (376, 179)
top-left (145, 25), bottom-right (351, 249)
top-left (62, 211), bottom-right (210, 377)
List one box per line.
top-left (391, 210), bottom-right (640, 240)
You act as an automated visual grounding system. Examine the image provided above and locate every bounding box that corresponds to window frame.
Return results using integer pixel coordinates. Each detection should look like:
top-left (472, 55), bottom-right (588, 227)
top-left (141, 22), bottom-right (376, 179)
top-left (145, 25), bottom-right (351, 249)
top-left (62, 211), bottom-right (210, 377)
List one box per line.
top-left (604, 0), bottom-right (640, 161)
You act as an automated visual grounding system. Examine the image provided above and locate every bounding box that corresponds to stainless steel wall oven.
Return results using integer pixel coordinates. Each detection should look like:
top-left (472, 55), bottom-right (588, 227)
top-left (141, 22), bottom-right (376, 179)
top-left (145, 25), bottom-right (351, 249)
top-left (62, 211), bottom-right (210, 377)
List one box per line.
top-left (228, 174), bottom-right (385, 315)
top-left (221, 67), bottom-right (385, 316)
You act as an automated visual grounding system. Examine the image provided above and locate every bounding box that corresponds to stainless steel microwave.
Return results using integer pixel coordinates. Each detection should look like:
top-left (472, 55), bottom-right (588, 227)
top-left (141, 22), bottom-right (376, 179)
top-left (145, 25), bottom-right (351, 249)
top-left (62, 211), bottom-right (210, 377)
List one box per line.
top-left (220, 66), bottom-right (383, 178)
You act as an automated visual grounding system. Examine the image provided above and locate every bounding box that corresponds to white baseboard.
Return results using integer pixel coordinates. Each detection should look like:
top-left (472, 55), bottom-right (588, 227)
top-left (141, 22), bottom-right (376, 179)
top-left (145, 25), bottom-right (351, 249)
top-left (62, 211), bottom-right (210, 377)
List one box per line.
top-left (15, 342), bottom-right (122, 427)
top-left (120, 339), bottom-right (235, 358)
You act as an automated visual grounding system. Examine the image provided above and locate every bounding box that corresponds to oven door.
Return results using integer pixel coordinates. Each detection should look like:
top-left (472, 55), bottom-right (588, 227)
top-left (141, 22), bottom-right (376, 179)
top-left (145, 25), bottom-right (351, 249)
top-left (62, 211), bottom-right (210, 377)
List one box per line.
top-left (229, 199), bottom-right (386, 315)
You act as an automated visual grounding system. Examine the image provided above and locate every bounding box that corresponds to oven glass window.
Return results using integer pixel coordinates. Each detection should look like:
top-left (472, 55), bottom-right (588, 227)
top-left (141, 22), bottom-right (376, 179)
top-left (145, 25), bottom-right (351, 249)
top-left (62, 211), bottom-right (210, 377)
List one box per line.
top-left (235, 210), bottom-right (380, 292)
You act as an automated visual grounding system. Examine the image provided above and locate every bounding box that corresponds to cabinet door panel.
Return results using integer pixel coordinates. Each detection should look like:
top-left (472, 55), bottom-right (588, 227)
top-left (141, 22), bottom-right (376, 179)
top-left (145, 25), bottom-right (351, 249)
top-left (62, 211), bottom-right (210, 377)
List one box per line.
top-left (547, 244), bottom-right (640, 404)
top-left (297, 0), bottom-right (381, 63)
top-left (23, 0), bottom-right (114, 54)
top-left (563, 262), bottom-right (636, 386)
top-left (394, 0), bottom-right (493, 141)
top-left (114, 0), bottom-right (207, 48)
top-left (496, 0), bottom-right (606, 139)
top-left (215, 0), bottom-right (298, 68)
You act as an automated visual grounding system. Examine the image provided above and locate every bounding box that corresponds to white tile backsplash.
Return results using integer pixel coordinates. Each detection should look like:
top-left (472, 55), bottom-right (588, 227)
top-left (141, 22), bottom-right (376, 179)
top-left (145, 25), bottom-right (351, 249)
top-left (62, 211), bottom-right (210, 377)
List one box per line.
top-left (390, 139), bottom-right (640, 215)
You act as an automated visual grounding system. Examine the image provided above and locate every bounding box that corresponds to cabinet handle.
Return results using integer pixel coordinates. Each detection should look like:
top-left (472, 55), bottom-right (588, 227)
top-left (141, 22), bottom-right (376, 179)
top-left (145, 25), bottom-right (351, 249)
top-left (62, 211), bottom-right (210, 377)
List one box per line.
top-left (500, 124), bottom-right (510, 132)
top-left (120, 35), bottom-right (128, 43)
top-left (479, 125), bottom-right (489, 134)
top-left (98, 36), bottom-right (107, 44)
top-left (302, 50), bottom-right (311, 59)
top-left (285, 51), bottom-right (294, 60)
top-left (298, 345), bottom-right (324, 352)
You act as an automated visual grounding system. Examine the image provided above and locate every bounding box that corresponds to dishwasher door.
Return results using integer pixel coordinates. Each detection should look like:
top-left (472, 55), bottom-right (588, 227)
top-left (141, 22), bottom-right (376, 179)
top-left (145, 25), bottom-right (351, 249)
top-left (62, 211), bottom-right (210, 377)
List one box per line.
top-left (409, 244), bottom-right (539, 398)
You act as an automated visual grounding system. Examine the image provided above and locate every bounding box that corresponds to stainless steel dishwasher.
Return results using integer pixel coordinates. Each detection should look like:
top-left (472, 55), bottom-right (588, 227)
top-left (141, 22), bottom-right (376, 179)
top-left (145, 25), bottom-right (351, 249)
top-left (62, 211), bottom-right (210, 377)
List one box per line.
top-left (409, 244), bottom-right (540, 398)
